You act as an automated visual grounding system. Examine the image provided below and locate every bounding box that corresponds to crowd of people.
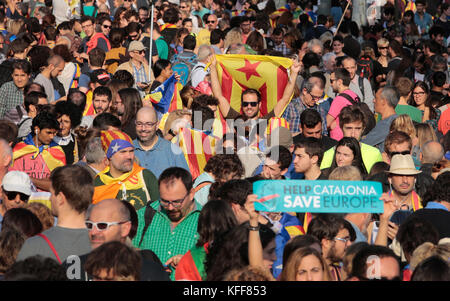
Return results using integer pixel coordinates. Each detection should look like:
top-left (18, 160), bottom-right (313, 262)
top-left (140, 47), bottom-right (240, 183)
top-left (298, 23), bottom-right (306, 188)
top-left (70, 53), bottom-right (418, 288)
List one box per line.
top-left (0, 0), bottom-right (449, 282)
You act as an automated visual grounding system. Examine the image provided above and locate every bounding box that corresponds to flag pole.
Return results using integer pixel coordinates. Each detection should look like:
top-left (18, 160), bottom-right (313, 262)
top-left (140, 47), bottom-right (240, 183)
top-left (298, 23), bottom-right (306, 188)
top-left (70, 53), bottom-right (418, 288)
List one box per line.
top-left (149, 0), bottom-right (155, 84)
top-left (334, 0), bottom-right (351, 36)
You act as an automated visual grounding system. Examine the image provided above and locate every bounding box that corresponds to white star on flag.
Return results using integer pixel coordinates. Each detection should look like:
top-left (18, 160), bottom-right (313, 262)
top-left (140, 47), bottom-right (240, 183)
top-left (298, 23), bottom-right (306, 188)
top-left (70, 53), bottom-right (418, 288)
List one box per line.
top-left (111, 142), bottom-right (120, 153)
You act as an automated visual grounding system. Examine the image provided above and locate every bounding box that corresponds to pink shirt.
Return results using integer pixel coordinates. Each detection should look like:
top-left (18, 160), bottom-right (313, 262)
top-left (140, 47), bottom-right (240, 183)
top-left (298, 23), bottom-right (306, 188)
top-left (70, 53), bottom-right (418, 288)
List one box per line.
top-left (328, 90), bottom-right (358, 141)
top-left (10, 153), bottom-right (51, 182)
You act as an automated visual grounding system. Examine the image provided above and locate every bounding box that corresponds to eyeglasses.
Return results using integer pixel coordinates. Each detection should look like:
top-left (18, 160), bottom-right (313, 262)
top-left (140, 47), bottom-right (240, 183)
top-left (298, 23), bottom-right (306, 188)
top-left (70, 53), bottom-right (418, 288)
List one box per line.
top-left (160, 193), bottom-right (189, 208)
top-left (135, 121), bottom-right (157, 128)
top-left (242, 101), bottom-right (258, 107)
top-left (85, 221), bottom-right (129, 231)
top-left (102, 24), bottom-right (111, 29)
top-left (413, 91), bottom-right (426, 96)
top-left (3, 190), bottom-right (29, 202)
top-left (309, 92), bottom-right (322, 101)
top-left (334, 236), bottom-right (351, 244)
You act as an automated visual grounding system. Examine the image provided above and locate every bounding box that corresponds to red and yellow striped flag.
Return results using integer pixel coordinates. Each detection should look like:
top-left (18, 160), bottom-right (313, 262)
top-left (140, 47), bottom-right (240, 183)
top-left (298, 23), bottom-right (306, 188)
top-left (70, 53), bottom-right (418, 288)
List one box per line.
top-left (13, 141), bottom-right (66, 171)
top-left (83, 90), bottom-right (95, 116)
top-left (266, 117), bottom-right (290, 135)
top-left (174, 127), bottom-right (218, 179)
top-left (215, 54), bottom-right (292, 118)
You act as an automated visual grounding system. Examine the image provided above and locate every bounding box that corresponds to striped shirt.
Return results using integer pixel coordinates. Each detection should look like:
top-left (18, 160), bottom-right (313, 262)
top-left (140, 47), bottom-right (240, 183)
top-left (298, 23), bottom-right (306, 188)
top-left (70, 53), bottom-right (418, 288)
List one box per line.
top-left (132, 200), bottom-right (202, 266)
top-left (0, 81), bottom-right (24, 119)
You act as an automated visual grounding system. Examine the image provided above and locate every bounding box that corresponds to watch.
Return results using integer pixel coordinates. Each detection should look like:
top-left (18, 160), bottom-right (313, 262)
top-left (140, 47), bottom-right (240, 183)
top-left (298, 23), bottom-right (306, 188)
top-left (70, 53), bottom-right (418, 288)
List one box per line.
top-left (248, 225), bottom-right (260, 231)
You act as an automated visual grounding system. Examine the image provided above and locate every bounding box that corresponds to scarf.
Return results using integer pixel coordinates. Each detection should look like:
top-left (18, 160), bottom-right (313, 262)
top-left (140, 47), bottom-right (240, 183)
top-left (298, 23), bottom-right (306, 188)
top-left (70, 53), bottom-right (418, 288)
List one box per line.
top-left (93, 163), bottom-right (145, 204)
top-left (13, 134), bottom-right (66, 171)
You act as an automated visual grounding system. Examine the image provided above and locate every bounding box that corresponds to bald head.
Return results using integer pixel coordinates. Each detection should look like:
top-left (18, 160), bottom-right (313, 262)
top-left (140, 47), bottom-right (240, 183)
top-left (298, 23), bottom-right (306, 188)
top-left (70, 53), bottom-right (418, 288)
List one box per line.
top-left (136, 106), bottom-right (157, 122)
top-left (421, 141), bottom-right (444, 164)
top-left (87, 198), bottom-right (131, 249)
top-left (87, 198), bottom-right (130, 221)
top-left (136, 106), bottom-right (159, 146)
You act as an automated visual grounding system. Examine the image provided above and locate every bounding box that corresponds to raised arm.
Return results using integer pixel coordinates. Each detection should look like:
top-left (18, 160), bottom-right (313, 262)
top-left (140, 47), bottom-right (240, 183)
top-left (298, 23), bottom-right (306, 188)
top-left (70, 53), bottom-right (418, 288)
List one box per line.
top-left (273, 59), bottom-right (302, 117)
top-left (208, 55), bottom-right (231, 118)
top-left (245, 194), bottom-right (265, 269)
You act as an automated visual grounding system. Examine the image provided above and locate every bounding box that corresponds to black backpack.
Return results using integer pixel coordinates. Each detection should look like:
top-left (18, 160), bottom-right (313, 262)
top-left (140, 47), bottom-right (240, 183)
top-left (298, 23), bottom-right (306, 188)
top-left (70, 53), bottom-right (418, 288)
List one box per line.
top-left (338, 92), bottom-right (376, 135)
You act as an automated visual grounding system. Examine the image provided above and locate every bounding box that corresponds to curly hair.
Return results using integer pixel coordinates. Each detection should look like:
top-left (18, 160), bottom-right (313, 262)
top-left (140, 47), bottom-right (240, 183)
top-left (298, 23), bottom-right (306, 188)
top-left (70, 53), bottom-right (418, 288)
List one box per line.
top-left (224, 266), bottom-right (275, 281)
top-left (26, 203), bottom-right (54, 231)
top-left (5, 255), bottom-right (68, 281)
top-left (84, 241), bottom-right (141, 281)
top-left (203, 154), bottom-right (244, 183)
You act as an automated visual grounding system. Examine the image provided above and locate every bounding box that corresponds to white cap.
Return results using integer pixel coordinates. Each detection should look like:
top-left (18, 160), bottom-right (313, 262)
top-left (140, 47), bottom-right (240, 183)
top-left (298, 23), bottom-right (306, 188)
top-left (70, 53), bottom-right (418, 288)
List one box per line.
top-left (2, 171), bottom-right (32, 196)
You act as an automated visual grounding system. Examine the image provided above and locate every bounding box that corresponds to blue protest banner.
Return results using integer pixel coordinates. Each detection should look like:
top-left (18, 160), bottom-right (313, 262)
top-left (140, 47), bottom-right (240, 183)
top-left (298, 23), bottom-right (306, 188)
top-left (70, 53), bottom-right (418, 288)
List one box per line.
top-left (253, 180), bottom-right (384, 213)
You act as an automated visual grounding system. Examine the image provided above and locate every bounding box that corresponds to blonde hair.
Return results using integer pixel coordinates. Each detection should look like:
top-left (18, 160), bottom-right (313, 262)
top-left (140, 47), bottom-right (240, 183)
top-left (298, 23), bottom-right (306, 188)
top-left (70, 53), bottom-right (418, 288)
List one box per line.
top-left (410, 242), bottom-right (450, 271)
top-left (329, 166), bottom-right (362, 181)
top-left (390, 114), bottom-right (417, 139)
top-left (377, 38), bottom-right (389, 48)
top-left (280, 247), bottom-right (331, 281)
top-left (8, 19), bottom-right (25, 36)
top-left (224, 27), bottom-right (242, 50)
top-left (415, 123), bottom-right (438, 150)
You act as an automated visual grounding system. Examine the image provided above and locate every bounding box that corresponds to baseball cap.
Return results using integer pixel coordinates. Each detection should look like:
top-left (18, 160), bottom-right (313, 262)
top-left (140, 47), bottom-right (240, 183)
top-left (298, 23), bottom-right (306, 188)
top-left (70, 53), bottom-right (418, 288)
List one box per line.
top-left (90, 69), bottom-right (111, 85)
top-left (2, 171), bottom-right (32, 196)
top-left (128, 41), bottom-right (147, 52)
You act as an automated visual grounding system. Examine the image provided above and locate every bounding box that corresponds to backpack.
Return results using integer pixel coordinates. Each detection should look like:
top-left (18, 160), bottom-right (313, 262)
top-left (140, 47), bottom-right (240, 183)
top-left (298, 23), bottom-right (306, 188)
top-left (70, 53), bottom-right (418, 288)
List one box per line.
top-left (170, 53), bottom-right (198, 86)
top-left (138, 201), bottom-right (157, 247)
top-left (338, 92), bottom-right (376, 135)
top-left (357, 56), bottom-right (374, 82)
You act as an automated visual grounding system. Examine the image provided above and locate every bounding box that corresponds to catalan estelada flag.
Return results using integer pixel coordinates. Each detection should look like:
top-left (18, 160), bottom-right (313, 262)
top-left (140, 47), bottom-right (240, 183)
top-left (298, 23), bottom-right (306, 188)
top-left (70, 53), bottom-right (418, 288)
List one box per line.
top-left (145, 74), bottom-right (183, 116)
top-left (173, 127), bottom-right (218, 179)
top-left (13, 134), bottom-right (66, 171)
top-left (215, 54), bottom-right (292, 117)
top-left (83, 90), bottom-right (95, 116)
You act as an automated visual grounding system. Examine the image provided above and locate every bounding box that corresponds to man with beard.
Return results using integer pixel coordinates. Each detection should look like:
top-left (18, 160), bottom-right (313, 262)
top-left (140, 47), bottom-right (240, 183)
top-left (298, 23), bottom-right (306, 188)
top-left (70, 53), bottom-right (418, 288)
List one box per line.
top-left (133, 107), bottom-right (189, 179)
top-left (92, 130), bottom-right (159, 211)
top-left (92, 86), bottom-right (112, 116)
top-left (133, 167), bottom-right (201, 279)
top-left (307, 214), bottom-right (356, 281)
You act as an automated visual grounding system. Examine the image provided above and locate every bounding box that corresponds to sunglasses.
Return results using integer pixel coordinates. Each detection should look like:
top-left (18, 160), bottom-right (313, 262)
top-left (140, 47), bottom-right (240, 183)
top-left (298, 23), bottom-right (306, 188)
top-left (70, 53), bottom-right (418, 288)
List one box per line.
top-left (242, 101), bottom-right (258, 107)
top-left (85, 221), bottom-right (129, 231)
top-left (378, 46), bottom-right (388, 50)
top-left (129, 34), bottom-right (138, 39)
top-left (102, 24), bottom-right (111, 29)
top-left (206, 20), bottom-right (216, 24)
top-left (3, 190), bottom-right (29, 202)
top-left (389, 150), bottom-right (410, 157)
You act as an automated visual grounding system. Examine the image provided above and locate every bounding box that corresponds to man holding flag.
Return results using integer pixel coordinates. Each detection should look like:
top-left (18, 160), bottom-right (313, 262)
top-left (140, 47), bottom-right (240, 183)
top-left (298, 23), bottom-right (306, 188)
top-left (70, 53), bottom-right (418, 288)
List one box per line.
top-left (209, 54), bottom-right (301, 123)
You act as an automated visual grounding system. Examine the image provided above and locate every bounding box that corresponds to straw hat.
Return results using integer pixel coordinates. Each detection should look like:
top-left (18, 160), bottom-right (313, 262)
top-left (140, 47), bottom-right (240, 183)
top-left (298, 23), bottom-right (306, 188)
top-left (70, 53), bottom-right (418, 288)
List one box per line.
top-left (386, 154), bottom-right (422, 175)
